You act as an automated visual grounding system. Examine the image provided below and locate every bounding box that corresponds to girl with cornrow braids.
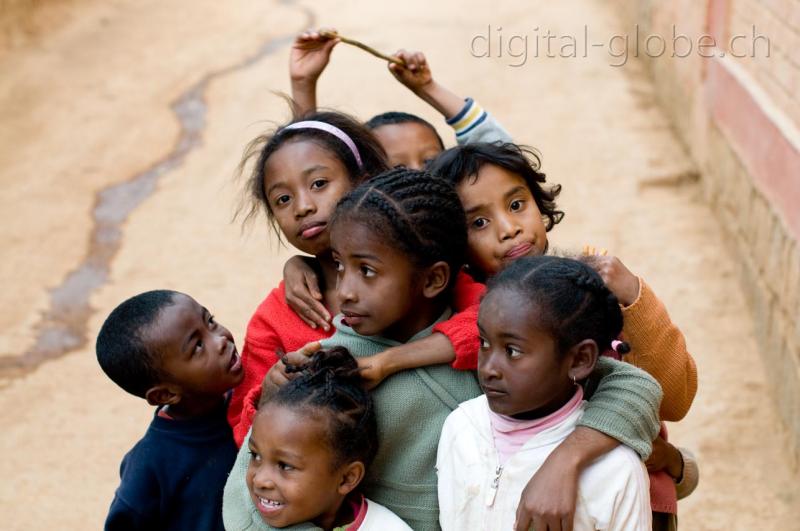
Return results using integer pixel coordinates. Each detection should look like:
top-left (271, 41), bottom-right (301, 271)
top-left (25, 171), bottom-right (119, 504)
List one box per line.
top-left (235, 168), bottom-right (662, 531)
top-left (224, 347), bottom-right (411, 531)
top-left (438, 256), bottom-right (652, 531)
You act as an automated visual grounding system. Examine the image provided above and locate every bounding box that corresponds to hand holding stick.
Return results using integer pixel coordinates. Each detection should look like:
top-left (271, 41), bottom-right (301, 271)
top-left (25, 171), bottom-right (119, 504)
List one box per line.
top-left (319, 29), bottom-right (406, 66)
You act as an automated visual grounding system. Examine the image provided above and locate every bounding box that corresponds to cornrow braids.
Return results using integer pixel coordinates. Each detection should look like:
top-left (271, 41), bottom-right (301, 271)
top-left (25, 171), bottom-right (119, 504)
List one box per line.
top-left (260, 347), bottom-right (378, 469)
top-left (236, 109), bottom-right (389, 239)
top-left (427, 141), bottom-right (564, 231)
top-left (330, 167), bottom-right (467, 290)
top-left (365, 111), bottom-right (445, 150)
top-left (487, 256), bottom-right (624, 357)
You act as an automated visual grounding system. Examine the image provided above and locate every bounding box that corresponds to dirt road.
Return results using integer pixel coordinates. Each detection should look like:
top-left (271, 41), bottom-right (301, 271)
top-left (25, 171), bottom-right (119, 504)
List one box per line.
top-left (1, 1), bottom-right (798, 529)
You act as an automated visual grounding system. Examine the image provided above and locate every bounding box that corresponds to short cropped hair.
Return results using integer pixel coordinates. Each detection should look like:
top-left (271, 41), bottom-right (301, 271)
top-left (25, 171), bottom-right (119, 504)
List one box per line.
top-left (96, 290), bottom-right (178, 398)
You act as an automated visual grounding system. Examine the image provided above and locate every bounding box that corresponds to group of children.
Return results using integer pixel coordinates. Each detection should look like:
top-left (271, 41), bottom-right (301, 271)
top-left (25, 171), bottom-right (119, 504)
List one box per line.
top-left (97, 28), bottom-right (699, 531)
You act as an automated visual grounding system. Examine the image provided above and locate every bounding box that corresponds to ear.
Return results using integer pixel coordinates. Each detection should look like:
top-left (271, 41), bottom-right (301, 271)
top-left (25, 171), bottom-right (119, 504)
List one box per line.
top-left (145, 383), bottom-right (182, 407)
top-left (567, 339), bottom-right (599, 382)
top-left (337, 461), bottom-right (365, 496)
top-left (421, 261), bottom-right (451, 299)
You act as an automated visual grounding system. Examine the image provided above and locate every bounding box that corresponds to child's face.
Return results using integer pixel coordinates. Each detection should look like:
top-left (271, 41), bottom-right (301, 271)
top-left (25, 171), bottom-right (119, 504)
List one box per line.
top-left (456, 164), bottom-right (548, 277)
top-left (147, 294), bottom-right (244, 397)
top-left (331, 219), bottom-right (428, 342)
top-left (372, 122), bottom-right (442, 170)
top-left (264, 139), bottom-right (354, 256)
top-left (247, 404), bottom-right (349, 528)
top-left (477, 287), bottom-right (575, 418)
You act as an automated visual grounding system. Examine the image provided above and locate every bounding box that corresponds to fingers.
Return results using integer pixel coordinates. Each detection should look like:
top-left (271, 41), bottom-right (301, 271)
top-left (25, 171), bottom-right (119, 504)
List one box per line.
top-left (514, 510), bottom-right (533, 531)
top-left (298, 341), bottom-right (322, 356)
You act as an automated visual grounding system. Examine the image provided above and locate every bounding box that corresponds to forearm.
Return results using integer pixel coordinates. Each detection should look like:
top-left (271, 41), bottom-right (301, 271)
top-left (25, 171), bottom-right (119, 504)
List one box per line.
top-left (290, 78), bottom-right (318, 115)
top-left (552, 426), bottom-right (620, 470)
top-left (379, 333), bottom-right (456, 376)
top-left (411, 79), bottom-right (466, 119)
top-left (622, 279), bottom-right (698, 421)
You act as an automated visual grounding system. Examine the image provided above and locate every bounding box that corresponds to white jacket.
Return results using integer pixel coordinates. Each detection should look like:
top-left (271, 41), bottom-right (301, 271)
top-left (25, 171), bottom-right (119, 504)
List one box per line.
top-left (436, 396), bottom-right (651, 531)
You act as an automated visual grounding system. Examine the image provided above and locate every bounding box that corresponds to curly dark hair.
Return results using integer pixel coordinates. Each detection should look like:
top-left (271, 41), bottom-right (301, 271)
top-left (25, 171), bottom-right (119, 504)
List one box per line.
top-left (237, 109), bottom-right (389, 240)
top-left (427, 142), bottom-right (564, 231)
top-left (260, 347), bottom-right (378, 469)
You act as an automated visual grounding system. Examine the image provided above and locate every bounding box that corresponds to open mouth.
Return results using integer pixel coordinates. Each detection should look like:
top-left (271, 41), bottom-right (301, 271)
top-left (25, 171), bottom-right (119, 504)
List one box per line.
top-left (298, 221), bottom-right (326, 240)
top-left (227, 344), bottom-right (242, 373)
top-left (256, 497), bottom-right (285, 515)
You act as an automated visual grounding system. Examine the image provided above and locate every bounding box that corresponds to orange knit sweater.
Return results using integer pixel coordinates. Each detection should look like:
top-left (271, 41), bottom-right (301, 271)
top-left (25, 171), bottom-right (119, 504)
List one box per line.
top-left (621, 279), bottom-right (698, 421)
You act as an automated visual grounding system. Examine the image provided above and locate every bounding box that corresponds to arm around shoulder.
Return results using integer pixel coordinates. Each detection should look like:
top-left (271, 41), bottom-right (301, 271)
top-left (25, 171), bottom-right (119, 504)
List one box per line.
top-left (622, 278), bottom-right (698, 421)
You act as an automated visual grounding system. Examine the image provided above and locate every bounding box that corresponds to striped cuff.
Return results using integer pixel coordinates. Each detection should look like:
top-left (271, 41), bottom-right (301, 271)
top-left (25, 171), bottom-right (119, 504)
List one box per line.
top-left (447, 98), bottom-right (488, 138)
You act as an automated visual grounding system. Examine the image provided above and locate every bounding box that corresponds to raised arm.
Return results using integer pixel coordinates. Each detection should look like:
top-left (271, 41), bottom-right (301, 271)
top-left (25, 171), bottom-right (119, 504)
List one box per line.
top-left (289, 28), bottom-right (340, 115)
top-left (387, 50), bottom-right (512, 144)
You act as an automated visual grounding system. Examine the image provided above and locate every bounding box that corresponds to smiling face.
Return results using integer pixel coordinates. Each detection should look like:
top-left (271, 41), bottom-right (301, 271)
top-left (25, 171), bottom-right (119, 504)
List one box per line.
top-left (246, 404), bottom-right (352, 529)
top-left (477, 287), bottom-right (576, 419)
top-left (330, 218), bottom-right (431, 342)
top-left (145, 293), bottom-right (243, 399)
top-left (263, 139), bottom-right (355, 256)
top-left (457, 164), bottom-right (548, 277)
top-left (372, 122), bottom-right (442, 170)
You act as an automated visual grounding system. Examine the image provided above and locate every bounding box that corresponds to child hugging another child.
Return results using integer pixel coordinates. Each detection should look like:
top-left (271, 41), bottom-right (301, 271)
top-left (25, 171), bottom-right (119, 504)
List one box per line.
top-left (96, 290), bottom-right (244, 530)
top-left (225, 168), bottom-right (663, 531)
top-left (438, 255), bottom-right (652, 530)
top-left (224, 347), bottom-right (411, 531)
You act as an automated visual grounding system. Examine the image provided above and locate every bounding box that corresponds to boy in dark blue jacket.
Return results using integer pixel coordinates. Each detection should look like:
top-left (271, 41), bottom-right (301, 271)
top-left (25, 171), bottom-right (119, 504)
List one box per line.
top-left (97, 290), bottom-right (245, 530)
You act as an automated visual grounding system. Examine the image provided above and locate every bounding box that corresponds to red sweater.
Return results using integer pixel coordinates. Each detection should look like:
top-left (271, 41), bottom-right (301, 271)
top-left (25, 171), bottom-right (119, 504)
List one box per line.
top-left (227, 274), bottom-right (486, 446)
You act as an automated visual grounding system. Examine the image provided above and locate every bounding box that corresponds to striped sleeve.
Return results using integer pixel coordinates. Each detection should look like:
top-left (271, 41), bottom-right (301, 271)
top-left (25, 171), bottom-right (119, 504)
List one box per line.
top-left (446, 98), bottom-right (513, 144)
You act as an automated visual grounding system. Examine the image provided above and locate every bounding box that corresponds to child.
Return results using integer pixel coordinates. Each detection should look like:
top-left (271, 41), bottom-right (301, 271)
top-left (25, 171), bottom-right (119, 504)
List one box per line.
top-left (96, 290), bottom-right (244, 530)
top-left (429, 143), bottom-right (698, 530)
top-left (228, 110), bottom-right (389, 444)
top-left (438, 255), bottom-right (652, 530)
top-left (241, 168), bottom-right (662, 531)
top-left (288, 29), bottom-right (510, 170)
top-left (222, 347), bottom-right (411, 531)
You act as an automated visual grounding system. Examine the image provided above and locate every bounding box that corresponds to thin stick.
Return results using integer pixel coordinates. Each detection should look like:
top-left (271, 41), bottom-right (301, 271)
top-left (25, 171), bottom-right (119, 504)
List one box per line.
top-left (320, 30), bottom-right (406, 66)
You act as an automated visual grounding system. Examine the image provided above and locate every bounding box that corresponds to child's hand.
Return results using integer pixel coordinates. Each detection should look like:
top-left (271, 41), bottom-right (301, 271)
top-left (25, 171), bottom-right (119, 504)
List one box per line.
top-left (290, 28), bottom-right (340, 85)
top-left (356, 352), bottom-right (390, 390)
top-left (514, 451), bottom-right (579, 531)
top-left (388, 49), bottom-right (433, 93)
top-left (581, 245), bottom-right (641, 307)
top-left (284, 255), bottom-right (331, 331)
top-left (646, 436), bottom-right (684, 479)
top-left (261, 341), bottom-right (321, 398)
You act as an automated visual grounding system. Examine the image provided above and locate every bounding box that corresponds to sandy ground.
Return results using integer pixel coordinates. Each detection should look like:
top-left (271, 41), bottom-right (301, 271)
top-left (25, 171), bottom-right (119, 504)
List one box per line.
top-left (1, 0), bottom-right (798, 529)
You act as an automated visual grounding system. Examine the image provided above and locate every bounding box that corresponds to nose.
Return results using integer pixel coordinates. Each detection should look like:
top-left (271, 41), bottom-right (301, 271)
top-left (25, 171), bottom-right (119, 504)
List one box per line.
top-left (294, 191), bottom-right (316, 218)
top-left (336, 269), bottom-right (358, 305)
top-left (213, 329), bottom-right (230, 356)
top-left (252, 465), bottom-right (276, 491)
top-left (478, 351), bottom-right (502, 383)
top-left (497, 214), bottom-right (522, 241)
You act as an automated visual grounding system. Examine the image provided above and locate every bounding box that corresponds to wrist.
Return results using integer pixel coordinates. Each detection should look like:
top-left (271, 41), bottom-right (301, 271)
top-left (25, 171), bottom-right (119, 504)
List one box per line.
top-left (291, 76), bottom-right (318, 89)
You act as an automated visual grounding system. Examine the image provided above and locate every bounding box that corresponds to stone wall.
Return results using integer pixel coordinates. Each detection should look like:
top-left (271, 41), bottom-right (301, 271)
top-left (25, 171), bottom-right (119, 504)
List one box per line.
top-left (612, 0), bottom-right (800, 462)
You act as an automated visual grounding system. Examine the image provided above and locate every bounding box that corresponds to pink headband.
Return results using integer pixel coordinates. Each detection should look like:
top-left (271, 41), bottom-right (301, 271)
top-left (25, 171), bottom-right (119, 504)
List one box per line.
top-left (284, 120), bottom-right (364, 170)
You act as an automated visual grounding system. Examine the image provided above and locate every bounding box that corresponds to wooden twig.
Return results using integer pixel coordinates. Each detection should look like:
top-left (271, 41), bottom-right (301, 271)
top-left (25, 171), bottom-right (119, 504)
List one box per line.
top-left (320, 30), bottom-right (406, 66)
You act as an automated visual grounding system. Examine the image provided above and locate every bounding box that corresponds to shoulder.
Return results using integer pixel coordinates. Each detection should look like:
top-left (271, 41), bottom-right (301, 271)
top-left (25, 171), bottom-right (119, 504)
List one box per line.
top-left (361, 499), bottom-right (413, 530)
top-left (581, 444), bottom-right (648, 492)
top-left (440, 396), bottom-right (488, 447)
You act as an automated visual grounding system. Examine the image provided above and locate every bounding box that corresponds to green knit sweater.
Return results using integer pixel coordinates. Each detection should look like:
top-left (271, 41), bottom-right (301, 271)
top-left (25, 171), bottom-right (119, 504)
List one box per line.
top-left (223, 313), bottom-right (662, 531)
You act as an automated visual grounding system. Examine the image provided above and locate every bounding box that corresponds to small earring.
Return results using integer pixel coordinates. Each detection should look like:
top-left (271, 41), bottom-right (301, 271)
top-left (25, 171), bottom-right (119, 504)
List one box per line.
top-left (572, 374), bottom-right (577, 386)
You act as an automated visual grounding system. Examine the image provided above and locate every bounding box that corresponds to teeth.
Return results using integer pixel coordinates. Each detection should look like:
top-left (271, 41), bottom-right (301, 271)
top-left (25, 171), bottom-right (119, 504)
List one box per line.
top-left (259, 498), bottom-right (283, 508)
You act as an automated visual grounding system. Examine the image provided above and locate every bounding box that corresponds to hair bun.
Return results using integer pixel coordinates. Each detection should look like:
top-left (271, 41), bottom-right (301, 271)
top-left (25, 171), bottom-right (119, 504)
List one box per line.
top-left (285, 346), bottom-right (362, 386)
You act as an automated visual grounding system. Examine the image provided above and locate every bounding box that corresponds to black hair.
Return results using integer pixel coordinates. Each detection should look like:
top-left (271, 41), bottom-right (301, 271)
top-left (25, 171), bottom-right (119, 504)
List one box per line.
top-left (427, 142), bottom-right (564, 231)
top-left (238, 110), bottom-right (389, 237)
top-left (365, 111), bottom-right (445, 150)
top-left (330, 167), bottom-right (467, 290)
top-left (261, 347), bottom-right (378, 469)
top-left (96, 290), bottom-right (179, 398)
top-left (487, 256), bottom-right (624, 356)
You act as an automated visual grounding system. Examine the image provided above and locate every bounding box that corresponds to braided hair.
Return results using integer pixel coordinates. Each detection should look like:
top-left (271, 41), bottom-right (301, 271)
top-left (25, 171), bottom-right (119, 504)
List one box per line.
top-left (488, 256), bottom-right (626, 356)
top-left (330, 167), bottom-right (467, 290)
top-left (427, 142), bottom-right (564, 231)
top-left (365, 111), bottom-right (445, 150)
top-left (259, 347), bottom-right (378, 469)
top-left (237, 110), bottom-right (389, 237)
